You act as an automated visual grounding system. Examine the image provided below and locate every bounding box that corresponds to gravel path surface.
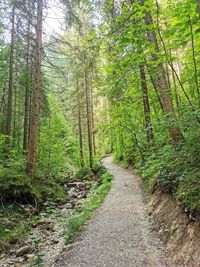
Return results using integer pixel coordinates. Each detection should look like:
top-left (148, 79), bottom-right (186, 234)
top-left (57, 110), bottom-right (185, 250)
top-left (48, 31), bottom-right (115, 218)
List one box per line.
top-left (55, 157), bottom-right (172, 267)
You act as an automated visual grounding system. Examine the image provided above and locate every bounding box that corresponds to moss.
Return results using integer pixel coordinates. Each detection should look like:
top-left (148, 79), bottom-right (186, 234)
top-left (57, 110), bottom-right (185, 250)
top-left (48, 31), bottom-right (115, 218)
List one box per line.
top-left (0, 167), bottom-right (67, 203)
top-left (0, 168), bottom-right (42, 202)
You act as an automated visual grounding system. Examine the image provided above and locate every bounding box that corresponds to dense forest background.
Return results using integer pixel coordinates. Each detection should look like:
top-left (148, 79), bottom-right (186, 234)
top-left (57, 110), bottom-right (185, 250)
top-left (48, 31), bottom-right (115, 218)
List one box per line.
top-left (1, 0), bottom-right (200, 245)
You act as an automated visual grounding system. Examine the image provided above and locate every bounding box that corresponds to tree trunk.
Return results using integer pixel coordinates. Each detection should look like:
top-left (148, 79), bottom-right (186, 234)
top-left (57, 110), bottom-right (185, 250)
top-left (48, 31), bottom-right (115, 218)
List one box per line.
top-left (23, 0), bottom-right (31, 152)
top-left (90, 82), bottom-right (96, 155)
top-left (188, 15), bottom-right (200, 105)
top-left (12, 82), bottom-right (17, 146)
top-left (5, 4), bottom-right (15, 141)
top-left (84, 68), bottom-right (93, 169)
top-left (76, 77), bottom-right (84, 167)
top-left (26, 0), bottom-right (43, 175)
top-left (139, 65), bottom-right (154, 145)
top-left (141, 0), bottom-right (183, 144)
top-left (197, 0), bottom-right (200, 18)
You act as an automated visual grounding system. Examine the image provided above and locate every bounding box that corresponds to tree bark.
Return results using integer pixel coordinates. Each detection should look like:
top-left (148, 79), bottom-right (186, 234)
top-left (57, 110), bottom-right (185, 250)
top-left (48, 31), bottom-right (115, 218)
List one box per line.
top-left (188, 15), bottom-right (200, 105)
top-left (5, 4), bottom-right (15, 141)
top-left (84, 68), bottom-right (93, 169)
top-left (197, 0), bottom-right (200, 18)
top-left (26, 0), bottom-right (43, 175)
top-left (139, 65), bottom-right (154, 145)
top-left (90, 81), bottom-right (96, 155)
top-left (76, 77), bottom-right (84, 167)
top-left (23, 0), bottom-right (31, 152)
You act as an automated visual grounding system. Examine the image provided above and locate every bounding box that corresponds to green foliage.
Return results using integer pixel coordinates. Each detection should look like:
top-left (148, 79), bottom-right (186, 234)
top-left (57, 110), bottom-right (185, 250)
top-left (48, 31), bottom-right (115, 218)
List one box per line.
top-left (96, 0), bottom-right (200, 218)
top-left (0, 204), bottom-right (31, 251)
top-left (0, 168), bottom-right (42, 202)
top-left (38, 95), bottom-right (77, 177)
top-left (137, 131), bottom-right (200, 216)
top-left (31, 236), bottom-right (43, 266)
top-left (0, 94), bottom-right (76, 204)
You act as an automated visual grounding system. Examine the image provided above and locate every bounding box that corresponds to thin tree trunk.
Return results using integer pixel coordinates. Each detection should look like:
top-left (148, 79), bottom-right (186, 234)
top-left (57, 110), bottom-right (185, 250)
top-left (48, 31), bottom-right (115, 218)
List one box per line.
top-left (90, 83), bottom-right (96, 155)
top-left (84, 68), bottom-right (93, 169)
top-left (26, 0), bottom-right (43, 175)
top-left (5, 4), bottom-right (15, 141)
top-left (12, 82), bottom-right (17, 146)
top-left (197, 0), bottom-right (200, 18)
top-left (171, 63), bottom-right (180, 116)
top-left (188, 15), bottom-right (200, 105)
top-left (23, 0), bottom-right (31, 152)
top-left (139, 65), bottom-right (154, 145)
top-left (0, 85), bottom-right (6, 113)
top-left (76, 77), bottom-right (84, 167)
top-left (145, 60), bottom-right (164, 113)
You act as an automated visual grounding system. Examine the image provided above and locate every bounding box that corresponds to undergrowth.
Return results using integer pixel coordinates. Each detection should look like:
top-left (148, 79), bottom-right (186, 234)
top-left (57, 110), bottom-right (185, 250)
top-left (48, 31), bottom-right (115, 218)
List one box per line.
top-left (0, 204), bottom-right (40, 251)
top-left (136, 134), bottom-right (200, 217)
top-left (0, 163), bottom-right (111, 251)
top-left (65, 171), bottom-right (112, 244)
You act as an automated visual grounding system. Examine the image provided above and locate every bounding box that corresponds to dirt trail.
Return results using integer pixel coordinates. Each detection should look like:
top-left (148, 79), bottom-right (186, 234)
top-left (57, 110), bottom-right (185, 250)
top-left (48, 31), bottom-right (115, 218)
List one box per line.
top-left (55, 157), bottom-right (174, 267)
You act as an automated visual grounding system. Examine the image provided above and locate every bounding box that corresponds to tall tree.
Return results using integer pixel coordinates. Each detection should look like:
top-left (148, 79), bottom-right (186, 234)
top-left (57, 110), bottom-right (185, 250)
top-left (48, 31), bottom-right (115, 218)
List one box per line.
top-left (84, 67), bottom-right (93, 168)
top-left (139, 65), bottom-right (153, 145)
top-left (23, 0), bottom-right (31, 152)
top-left (140, 0), bottom-right (183, 144)
top-left (5, 3), bottom-right (15, 142)
top-left (26, 0), bottom-right (43, 174)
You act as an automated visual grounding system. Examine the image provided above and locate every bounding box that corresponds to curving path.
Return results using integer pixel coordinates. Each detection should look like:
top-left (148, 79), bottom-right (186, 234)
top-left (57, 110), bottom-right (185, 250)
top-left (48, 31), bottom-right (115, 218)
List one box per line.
top-left (55, 157), bottom-right (173, 267)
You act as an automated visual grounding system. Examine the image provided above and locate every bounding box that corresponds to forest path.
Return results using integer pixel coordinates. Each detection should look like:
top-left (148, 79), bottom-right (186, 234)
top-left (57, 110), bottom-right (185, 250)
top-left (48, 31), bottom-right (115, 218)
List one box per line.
top-left (55, 157), bottom-right (172, 267)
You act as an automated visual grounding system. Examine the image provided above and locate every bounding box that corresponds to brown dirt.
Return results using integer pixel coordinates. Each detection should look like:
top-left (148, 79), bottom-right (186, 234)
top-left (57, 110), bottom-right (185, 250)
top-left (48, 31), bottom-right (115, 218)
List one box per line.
top-left (147, 190), bottom-right (200, 267)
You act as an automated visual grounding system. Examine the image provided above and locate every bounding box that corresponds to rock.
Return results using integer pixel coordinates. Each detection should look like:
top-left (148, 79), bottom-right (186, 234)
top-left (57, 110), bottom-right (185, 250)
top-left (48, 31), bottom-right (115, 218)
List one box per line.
top-left (16, 245), bottom-right (34, 257)
top-left (68, 187), bottom-right (78, 198)
top-left (67, 182), bottom-right (77, 188)
top-left (36, 218), bottom-right (53, 226)
top-left (14, 263), bottom-right (24, 267)
top-left (77, 193), bottom-right (84, 199)
top-left (0, 253), bottom-right (6, 259)
top-left (51, 238), bottom-right (59, 244)
top-left (75, 201), bottom-right (84, 212)
top-left (63, 203), bottom-right (73, 209)
top-left (60, 208), bottom-right (68, 216)
top-left (26, 254), bottom-right (34, 264)
top-left (22, 205), bottom-right (36, 215)
top-left (43, 201), bottom-right (56, 207)
top-left (76, 182), bottom-right (85, 190)
top-left (3, 218), bottom-right (13, 228)
top-left (15, 257), bottom-right (24, 263)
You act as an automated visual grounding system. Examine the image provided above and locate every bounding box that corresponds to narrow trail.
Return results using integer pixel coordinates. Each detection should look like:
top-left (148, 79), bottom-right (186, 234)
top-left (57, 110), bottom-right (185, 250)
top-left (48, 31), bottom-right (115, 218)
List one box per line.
top-left (55, 157), bottom-right (173, 267)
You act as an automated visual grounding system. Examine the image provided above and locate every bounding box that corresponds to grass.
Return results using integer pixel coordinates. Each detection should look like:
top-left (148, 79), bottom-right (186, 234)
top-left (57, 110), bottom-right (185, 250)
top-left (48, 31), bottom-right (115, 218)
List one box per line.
top-left (0, 204), bottom-right (34, 251)
top-left (65, 171), bottom-right (112, 244)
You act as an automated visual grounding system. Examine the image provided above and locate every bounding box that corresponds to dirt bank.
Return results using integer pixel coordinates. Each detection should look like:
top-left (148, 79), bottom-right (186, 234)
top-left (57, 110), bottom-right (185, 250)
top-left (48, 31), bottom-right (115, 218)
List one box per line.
top-left (147, 190), bottom-right (200, 267)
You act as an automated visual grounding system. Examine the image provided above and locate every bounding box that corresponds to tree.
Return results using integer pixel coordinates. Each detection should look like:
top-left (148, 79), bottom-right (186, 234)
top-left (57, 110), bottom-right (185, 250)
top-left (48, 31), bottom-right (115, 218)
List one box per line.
top-left (140, 0), bottom-right (183, 144)
top-left (4, 3), bottom-right (15, 142)
top-left (26, 0), bottom-right (43, 175)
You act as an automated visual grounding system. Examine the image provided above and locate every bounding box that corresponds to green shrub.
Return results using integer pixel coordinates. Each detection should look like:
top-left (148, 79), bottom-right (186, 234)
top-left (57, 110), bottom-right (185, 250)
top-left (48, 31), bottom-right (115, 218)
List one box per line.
top-left (137, 134), bottom-right (200, 215)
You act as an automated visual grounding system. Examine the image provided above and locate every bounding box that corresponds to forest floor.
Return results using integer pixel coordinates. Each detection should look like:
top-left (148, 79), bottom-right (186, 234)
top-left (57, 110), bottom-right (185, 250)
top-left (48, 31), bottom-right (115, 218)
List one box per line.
top-left (0, 176), bottom-right (103, 266)
top-left (55, 157), bottom-right (174, 267)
